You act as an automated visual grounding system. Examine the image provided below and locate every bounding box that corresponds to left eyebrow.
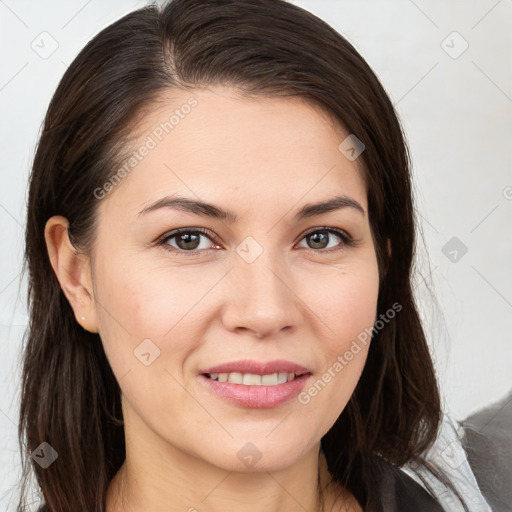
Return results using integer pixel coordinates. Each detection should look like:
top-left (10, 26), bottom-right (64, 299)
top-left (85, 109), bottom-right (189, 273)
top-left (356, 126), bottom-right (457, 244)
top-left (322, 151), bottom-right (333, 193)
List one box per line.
top-left (137, 193), bottom-right (365, 222)
top-left (295, 194), bottom-right (365, 218)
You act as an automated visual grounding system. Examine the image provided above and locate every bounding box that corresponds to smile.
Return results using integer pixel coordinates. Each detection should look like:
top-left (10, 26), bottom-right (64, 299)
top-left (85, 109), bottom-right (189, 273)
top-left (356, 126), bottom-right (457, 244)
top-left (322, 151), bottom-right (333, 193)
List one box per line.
top-left (205, 371), bottom-right (298, 386)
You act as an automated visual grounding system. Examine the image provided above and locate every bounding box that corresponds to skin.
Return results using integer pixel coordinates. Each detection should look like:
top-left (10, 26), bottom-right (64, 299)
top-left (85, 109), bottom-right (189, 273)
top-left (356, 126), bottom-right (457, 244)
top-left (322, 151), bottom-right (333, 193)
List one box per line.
top-left (45, 86), bottom-right (384, 512)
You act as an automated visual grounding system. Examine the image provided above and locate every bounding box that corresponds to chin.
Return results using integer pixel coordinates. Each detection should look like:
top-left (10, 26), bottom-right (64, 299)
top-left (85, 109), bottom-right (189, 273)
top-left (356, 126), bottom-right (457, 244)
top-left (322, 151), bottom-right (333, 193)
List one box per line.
top-left (203, 435), bottom-right (314, 473)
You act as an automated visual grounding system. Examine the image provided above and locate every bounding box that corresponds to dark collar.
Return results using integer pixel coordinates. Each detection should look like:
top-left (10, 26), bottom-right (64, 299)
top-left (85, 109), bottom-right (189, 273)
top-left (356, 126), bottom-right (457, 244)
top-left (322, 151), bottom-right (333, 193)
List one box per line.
top-left (371, 455), bottom-right (446, 512)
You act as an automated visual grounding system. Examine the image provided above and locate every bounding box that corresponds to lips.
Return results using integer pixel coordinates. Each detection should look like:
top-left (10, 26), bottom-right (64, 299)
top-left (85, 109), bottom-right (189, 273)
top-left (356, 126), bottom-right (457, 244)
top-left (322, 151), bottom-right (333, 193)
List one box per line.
top-left (199, 359), bottom-right (311, 376)
top-left (197, 359), bottom-right (313, 408)
top-left (198, 373), bottom-right (312, 408)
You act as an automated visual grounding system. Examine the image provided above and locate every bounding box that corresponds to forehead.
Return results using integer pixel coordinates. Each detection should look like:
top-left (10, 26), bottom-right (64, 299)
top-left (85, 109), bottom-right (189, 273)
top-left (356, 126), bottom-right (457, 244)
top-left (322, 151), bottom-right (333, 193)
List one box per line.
top-left (98, 86), bottom-right (367, 218)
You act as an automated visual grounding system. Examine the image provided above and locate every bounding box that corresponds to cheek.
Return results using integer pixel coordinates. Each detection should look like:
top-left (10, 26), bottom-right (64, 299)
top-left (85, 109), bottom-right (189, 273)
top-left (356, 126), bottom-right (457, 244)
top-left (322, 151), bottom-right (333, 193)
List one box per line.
top-left (92, 251), bottom-right (220, 390)
top-left (328, 269), bottom-right (379, 378)
top-left (305, 258), bottom-right (380, 353)
top-left (93, 250), bottom-right (204, 339)
top-left (296, 260), bottom-right (379, 425)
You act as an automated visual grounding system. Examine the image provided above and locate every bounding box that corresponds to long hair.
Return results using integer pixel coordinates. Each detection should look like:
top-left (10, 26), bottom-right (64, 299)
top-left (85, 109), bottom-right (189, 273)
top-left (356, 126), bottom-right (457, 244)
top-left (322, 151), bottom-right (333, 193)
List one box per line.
top-left (18, 1), bottom-right (469, 510)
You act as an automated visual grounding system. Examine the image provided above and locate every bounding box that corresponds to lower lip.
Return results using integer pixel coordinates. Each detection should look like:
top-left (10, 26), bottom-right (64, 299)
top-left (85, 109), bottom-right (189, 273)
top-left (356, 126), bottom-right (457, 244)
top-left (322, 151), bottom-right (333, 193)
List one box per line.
top-left (198, 374), bottom-right (311, 408)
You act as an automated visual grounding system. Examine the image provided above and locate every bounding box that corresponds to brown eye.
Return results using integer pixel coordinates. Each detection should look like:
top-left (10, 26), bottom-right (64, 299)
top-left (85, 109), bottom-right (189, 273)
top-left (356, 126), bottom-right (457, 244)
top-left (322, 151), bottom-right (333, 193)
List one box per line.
top-left (298, 228), bottom-right (353, 252)
top-left (159, 228), bottom-right (217, 256)
top-left (173, 232), bottom-right (202, 250)
top-left (306, 231), bottom-right (330, 249)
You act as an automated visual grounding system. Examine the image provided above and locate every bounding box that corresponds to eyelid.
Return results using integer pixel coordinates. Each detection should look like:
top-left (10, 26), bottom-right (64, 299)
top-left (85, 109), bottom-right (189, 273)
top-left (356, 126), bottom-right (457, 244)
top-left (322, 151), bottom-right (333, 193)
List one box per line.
top-left (299, 226), bottom-right (352, 243)
top-left (155, 225), bottom-right (354, 256)
top-left (296, 226), bottom-right (354, 253)
top-left (156, 227), bottom-right (220, 254)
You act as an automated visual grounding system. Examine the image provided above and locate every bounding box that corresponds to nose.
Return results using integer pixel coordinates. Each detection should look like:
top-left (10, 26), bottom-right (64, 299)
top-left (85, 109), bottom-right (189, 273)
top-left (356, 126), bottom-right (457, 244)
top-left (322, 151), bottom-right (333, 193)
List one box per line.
top-left (221, 248), bottom-right (304, 339)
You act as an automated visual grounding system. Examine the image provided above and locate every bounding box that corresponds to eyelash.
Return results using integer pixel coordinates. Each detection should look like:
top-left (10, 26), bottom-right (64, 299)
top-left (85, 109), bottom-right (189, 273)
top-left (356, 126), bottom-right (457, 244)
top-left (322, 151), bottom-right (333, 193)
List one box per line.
top-left (155, 226), bottom-right (355, 258)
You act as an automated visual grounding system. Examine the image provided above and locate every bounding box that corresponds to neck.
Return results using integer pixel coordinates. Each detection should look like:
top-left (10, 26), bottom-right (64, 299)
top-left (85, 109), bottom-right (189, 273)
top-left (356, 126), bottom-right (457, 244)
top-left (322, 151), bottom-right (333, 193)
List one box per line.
top-left (107, 448), bottom-right (325, 512)
top-left (106, 398), bottom-right (358, 512)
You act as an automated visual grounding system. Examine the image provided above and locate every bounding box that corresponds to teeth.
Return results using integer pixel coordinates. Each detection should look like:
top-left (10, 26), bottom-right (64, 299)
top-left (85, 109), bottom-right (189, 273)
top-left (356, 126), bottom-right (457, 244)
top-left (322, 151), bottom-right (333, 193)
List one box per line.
top-left (207, 371), bottom-right (297, 386)
top-left (243, 373), bottom-right (262, 385)
top-left (277, 372), bottom-right (288, 384)
top-left (228, 372), bottom-right (243, 384)
top-left (261, 373), bottom-right (278, 385)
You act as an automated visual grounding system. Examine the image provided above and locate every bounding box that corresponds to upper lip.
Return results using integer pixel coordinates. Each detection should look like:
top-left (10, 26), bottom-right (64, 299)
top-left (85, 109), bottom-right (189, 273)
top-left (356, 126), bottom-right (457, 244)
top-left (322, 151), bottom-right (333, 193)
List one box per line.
top-left (199, 359), bottom-right (311, 376)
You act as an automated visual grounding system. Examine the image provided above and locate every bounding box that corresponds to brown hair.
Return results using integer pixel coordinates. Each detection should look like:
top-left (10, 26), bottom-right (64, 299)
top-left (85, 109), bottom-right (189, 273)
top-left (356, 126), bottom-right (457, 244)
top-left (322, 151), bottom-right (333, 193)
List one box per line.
top-left (18, 0), bottom-right (468, 510)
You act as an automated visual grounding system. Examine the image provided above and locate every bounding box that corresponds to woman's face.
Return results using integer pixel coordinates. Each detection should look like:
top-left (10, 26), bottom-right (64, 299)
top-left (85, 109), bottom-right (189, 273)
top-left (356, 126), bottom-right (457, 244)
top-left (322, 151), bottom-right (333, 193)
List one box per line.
top-left (89, 86), bottom-right (380, 472)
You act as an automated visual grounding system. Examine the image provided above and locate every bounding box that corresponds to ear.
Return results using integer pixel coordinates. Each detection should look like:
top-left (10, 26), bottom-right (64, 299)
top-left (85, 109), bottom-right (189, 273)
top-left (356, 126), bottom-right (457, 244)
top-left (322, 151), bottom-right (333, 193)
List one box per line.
top-left (44, 216), bottom-right (99, 333)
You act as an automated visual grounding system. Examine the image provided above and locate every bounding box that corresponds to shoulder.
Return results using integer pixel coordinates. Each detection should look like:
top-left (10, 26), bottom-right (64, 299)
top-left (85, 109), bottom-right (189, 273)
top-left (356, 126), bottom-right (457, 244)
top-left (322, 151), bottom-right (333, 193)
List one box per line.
top-left (461, 391), bottom-right (512, 510)
top-left (320, 448), bottom-right (446, 511)
top-left (400, 411), bottom-right (494, 511)
top-left (371, 455), bottom-right (446, 511)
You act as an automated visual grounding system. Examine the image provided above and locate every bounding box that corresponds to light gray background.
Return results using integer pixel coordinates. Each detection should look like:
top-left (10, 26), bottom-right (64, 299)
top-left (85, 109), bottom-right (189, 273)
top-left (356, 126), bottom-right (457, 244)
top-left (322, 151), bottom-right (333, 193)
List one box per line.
top-left (1, 1), bottom-right (511, 510)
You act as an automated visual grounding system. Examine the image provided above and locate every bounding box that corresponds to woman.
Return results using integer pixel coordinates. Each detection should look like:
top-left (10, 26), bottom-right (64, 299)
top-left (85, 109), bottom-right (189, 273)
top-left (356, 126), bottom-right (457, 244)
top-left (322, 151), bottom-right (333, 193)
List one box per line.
top-left (18, 0), bottom-right (486, 510)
